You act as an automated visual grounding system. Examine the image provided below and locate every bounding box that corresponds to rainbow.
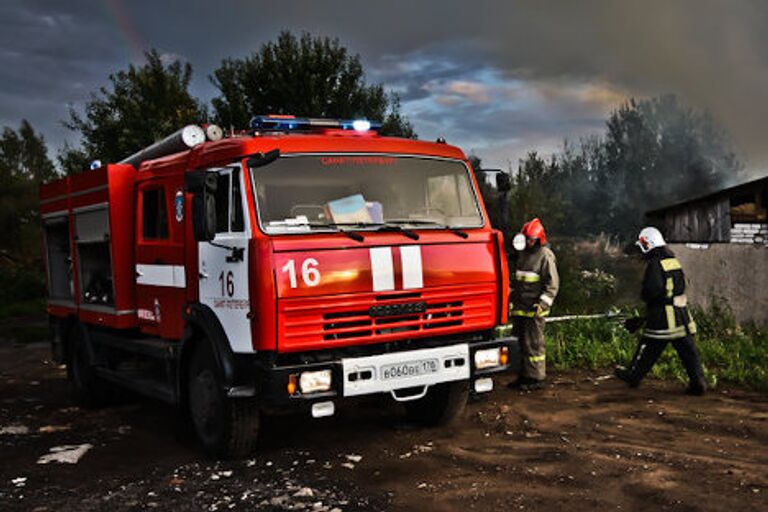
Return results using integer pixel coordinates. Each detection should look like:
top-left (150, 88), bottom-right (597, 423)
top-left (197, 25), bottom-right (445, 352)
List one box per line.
top-left (102, 0), bottom-right (145, 63)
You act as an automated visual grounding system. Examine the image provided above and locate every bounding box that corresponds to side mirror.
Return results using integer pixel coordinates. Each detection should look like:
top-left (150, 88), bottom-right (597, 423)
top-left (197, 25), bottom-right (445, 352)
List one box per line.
top-left (496, 172), bottom-right (511, 193)
top-left (185, 170), bottom-right (217, 242)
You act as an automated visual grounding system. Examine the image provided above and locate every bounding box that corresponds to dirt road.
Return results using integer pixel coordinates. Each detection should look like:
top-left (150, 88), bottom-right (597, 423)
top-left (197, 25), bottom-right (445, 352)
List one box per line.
top-left (1, 340), bottom-right (766, 511)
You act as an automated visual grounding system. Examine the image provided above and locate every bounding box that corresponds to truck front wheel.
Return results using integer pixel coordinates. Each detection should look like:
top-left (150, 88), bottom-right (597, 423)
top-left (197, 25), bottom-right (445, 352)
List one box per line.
top-left (187, 342), bottom-right (260, 458)
top-left (404, 381), bottom-right (469, 427)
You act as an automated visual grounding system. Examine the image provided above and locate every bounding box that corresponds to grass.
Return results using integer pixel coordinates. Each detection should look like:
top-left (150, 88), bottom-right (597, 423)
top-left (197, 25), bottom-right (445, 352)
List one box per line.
top-left (545, 300), bottom-right (768, 392)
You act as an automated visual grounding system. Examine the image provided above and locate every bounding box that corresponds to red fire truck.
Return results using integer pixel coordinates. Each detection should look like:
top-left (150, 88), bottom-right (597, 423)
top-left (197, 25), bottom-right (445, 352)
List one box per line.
top-left (40, 116), bottom-right (516, 457)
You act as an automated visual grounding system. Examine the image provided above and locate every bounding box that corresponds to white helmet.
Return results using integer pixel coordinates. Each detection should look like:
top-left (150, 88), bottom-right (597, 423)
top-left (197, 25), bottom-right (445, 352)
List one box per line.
top-left (637, 226), bottom-right (666, 254)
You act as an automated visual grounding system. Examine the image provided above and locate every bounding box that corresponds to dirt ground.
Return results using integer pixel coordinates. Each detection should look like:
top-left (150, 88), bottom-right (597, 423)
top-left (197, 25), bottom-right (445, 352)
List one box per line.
top-left (1, 340), bottom-right (766, 512)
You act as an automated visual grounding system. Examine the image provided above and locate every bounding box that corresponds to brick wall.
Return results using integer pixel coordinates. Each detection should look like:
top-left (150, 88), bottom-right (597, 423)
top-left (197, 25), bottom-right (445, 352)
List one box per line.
top-left (730, 223), bottom-right (768, 244)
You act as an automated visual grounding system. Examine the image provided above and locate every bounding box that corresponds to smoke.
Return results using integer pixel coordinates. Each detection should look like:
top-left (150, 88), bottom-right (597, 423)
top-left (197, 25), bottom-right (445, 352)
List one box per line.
top-left (486, 1), bottom-right (768, 176)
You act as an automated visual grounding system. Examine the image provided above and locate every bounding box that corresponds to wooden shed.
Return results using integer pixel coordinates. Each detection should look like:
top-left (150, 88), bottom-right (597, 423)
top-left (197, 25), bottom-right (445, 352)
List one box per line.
top-left (646, 175), bottom-right (768, 244)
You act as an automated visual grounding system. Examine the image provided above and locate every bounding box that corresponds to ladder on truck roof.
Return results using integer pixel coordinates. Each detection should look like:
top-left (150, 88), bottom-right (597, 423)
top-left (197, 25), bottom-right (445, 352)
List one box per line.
top-left (116, 124), bottom-right (223, 169)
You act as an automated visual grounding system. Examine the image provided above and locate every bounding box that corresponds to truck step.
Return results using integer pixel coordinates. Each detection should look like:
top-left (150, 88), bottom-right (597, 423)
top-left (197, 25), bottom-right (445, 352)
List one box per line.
top-left (96, 367), bottom-right (176, 404)
top-left (92, 331), bottom-right (178, 360)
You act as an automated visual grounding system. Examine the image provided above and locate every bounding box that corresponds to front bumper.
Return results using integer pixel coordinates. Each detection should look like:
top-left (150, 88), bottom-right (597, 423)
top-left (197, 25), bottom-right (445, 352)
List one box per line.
top-left (253, 336), bottom-right (519, 407)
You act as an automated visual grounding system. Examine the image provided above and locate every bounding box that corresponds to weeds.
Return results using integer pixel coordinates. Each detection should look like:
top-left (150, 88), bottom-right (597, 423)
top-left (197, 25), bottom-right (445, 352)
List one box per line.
top-left (551, 235), bottom-right (644, 315)
top-left (545, 300), bottom-right (768, 392)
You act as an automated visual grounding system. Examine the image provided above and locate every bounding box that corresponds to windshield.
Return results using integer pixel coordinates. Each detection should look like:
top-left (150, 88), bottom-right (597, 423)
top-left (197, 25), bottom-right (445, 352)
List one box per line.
top-left (250, 155), bottom-right (484, 234)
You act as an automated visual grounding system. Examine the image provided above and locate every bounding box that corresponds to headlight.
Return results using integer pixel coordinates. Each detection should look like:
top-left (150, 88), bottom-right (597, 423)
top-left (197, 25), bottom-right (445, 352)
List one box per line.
top-left (474, 347), bottom-right (509, 370)
top-left (299, 370), bottom-right (333, 394)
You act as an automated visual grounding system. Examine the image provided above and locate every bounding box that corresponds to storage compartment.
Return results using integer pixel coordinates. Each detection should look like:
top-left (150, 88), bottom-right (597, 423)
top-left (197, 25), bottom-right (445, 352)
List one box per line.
top-left (43, 215), bottom-right (74, 301)
top-left (75, 207), bottom-right (114, 306)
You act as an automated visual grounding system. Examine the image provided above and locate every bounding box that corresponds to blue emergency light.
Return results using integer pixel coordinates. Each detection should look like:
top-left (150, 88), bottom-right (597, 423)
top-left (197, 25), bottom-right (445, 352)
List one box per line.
top-left (250, 115), bottom-right (381, 133)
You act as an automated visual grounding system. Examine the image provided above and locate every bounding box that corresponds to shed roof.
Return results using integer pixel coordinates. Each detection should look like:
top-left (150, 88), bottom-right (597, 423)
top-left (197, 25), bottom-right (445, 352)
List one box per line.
top-left (646, 174), bottom-right (768, 216)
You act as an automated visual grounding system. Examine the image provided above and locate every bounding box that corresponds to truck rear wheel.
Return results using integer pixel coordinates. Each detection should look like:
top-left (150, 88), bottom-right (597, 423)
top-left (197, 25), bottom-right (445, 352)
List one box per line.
top-left (404, 381), bottom-right (469, 427)
top-left (68, 323), bottom-right (113, 408)
top-left (187, 342), bottom-right (260, 458)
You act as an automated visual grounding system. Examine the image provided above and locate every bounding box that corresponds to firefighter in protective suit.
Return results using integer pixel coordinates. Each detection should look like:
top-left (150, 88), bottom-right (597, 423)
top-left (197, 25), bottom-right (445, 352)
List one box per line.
top-left (508, 218), bottom-right (559, 391)
top-left (615, 227), bottom-right (707, 395)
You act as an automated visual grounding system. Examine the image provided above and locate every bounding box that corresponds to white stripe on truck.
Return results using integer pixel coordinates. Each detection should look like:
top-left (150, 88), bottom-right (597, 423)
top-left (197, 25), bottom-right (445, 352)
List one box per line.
top-left (369, 246), bottom-right (425, 292)
top-left (369, 247), bottom-right (395, 291)
top-left (136, 264), bottom-right (186, 288)
top-left (400, 245), bottom-right (423, 289)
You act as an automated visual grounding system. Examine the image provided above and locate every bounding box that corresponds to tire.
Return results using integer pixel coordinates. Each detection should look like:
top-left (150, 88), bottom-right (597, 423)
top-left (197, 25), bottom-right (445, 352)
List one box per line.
top-left (404, 381), bottom-right (469, 427)
top-left (187, 342), bottom-right (260, 458)
top-left (67, 323), bottom-right (113, 408)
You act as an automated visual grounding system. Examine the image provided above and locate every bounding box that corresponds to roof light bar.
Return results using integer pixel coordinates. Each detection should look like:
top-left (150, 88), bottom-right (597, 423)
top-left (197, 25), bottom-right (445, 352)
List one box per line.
top-left (250, 115), bottom-right (380, 133)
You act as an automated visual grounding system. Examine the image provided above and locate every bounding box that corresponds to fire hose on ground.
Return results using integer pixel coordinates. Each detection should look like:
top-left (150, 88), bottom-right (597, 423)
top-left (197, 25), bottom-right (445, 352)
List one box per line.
top-left (494, 310), bottom-right (645, 338)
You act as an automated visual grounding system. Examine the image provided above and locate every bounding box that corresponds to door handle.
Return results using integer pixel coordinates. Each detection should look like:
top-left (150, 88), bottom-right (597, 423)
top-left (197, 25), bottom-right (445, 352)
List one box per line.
top-left (199, 271), bottom-right (209, 279)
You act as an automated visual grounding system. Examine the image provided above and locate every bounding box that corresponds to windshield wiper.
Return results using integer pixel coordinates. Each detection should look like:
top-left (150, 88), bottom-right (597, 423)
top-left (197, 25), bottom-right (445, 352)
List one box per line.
top-left (300, 221), bottom-right (420, 241)
top-left (375, 223), bottom-right (419, 240)
top-left (304, 222), bottom-right (368, 242)
top-left (385, 219), bottom-right (469, 239)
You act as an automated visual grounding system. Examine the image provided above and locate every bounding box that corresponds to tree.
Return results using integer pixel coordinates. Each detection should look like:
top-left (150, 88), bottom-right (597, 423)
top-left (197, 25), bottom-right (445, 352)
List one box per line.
top-left (0, 120), bottom-right (56, 302)
top-left (210, 31), bottom-right (415, 138)
top-left (62, 49), bottom-right (207, 173)
top-left (510, 152), bottom-right (565, 233)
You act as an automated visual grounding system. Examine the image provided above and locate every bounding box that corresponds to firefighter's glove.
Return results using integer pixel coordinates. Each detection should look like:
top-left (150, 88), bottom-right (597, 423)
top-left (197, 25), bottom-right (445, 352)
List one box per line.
top-left (623, 316), bottom-right (646, 333)
top-left (534, 304), bottom-right (544, 317)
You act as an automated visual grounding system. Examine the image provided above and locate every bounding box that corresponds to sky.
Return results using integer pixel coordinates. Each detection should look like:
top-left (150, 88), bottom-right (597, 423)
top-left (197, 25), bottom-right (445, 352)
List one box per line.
top-left (1, 0), bottom-right (768, 176)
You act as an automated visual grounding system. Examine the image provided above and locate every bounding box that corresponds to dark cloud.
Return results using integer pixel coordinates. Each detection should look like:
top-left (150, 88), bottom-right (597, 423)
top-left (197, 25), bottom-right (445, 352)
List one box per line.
top-left (1, 0), bottom-right (766, 175)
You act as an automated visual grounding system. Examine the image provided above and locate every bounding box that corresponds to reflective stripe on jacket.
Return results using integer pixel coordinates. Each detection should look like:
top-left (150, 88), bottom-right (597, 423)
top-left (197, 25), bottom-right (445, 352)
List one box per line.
top-left (641, 247), bottom-right (697, 340)
top-left (510, 245), bottom-right (559, 317)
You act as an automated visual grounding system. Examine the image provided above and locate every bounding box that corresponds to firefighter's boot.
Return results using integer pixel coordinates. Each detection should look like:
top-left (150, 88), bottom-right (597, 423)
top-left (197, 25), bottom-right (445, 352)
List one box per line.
top-left (618, 339), bottom-right (667, 388)
top-left (673, 336), bottom-right (707, 396)
top-left (520, 380), bottom-right (544, 391)
top-left (614, 366), bottom-right (639, 388)
top-left (507, 376), bottom-right (536, 390)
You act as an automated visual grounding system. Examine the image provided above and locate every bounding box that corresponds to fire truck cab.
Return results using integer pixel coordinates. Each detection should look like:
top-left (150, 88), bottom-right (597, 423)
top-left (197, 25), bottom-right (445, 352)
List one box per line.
top-left (40, 117), bottom-right (517, 457)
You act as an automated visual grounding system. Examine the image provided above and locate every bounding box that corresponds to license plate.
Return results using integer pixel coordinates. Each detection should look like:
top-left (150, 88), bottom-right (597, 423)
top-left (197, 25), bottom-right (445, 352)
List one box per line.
top-left (381, 359), bottom-right (439, 380)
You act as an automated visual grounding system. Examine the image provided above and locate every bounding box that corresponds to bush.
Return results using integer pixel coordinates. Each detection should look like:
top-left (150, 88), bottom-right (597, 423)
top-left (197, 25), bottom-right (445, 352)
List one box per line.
top-left (0, 266), bottom-right (45, 305)
top-left (550, 235), bottom-right (643, 315)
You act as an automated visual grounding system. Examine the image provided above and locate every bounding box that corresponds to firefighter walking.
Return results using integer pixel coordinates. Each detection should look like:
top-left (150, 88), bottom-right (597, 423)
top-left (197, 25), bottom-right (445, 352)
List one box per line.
top-left (615, 227), bottom-right (707, 395)
top-left (508, 218), bottom-right (559, 391)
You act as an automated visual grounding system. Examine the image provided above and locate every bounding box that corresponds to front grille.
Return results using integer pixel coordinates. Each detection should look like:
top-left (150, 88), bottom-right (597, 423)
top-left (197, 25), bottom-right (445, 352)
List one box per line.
top-left (322, 299), bottom-right (459, 340)
top-left (279, 283), bottom-right (496, 351)
top-left (369, 301), bottom-right (426, 318)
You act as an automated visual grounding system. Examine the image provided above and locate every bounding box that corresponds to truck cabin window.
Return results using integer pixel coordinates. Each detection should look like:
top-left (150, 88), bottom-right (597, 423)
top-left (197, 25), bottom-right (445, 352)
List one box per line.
top-left (250, 156), bottom-right (483, 234)
top-left (142, 188), bottom-right (169, 240)
top-left (214, 168), bottom-right (245, 234)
